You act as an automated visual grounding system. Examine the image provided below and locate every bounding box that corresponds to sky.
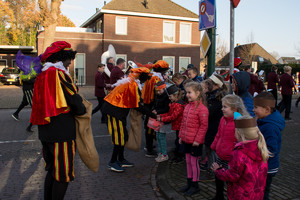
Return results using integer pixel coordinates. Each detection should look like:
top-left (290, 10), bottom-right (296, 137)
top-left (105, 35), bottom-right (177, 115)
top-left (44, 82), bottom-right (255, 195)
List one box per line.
top-left (60, 0), bottom-right (300, 59)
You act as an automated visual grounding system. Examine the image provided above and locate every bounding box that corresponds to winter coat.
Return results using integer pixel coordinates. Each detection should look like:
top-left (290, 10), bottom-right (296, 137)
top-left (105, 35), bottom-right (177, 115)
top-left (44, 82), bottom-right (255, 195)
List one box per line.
top-left (94, 71), bottom-right (105, 98)
top-left (160, 99), bottom-right (185, 131)
top-left (153, 90), bottom-right (170, 115)
top-left (215, 140), bottom-right (268, 200)
top-left (257, 110), bottom-right (285, 173)
top-left (267, 71), bottom-right (279, 90)
top-left (248, 72), bottom-right (260, 96)
top-left (179, 101), bottom-right (208, 144)
top-left (280, 73), bottom-right (294, 95)
top-left (211, 116), bottom-right (236, 161)
top-left (110, 66), bottom-right (124, 85)
top-left (232, 71), bottom-right (255, 116)
top-left (204, 89), bottom-right (223, 146)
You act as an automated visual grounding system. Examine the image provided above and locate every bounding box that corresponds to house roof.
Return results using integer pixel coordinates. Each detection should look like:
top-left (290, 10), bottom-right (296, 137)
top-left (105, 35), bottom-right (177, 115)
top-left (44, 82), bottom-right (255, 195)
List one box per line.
top-left (81, 0), bottom-right (198, 27)
top-left (217, 43), bottom-right (278, 66)
top-left (102, 0), bottom-right (198, 18)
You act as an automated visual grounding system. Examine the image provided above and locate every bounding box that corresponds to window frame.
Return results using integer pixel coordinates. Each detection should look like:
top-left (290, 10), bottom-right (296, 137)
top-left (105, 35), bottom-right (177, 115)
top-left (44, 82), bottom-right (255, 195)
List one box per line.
top-left (180, 22), bottom-right (192, 44)
top-left (115, 16), bottom-right (128, 35)
top-left (162, 56), bottom-right (175, 73)
top-left (163, 21), bottom-right (176, 43)
top-left (179, 57), bottom-right (191, 73)
top-left (74, 53), bottom-right (86, 86)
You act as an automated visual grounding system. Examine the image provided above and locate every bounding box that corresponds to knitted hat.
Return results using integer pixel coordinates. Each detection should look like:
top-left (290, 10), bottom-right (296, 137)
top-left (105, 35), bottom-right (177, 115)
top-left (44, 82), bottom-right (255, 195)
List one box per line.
top-left (41, 41), bottom-right (72, 62)
top-left (166, 84), bottom-right (179, 95)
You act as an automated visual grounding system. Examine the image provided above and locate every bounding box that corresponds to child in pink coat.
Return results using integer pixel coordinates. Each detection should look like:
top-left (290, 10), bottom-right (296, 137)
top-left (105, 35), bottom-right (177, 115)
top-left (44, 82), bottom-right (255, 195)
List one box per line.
top-left (211, 116), bottom-right (269, 200)
top-left (210, 94), bottom-right (249, 200)
top-left (178, 82), bottom-right (209, 196)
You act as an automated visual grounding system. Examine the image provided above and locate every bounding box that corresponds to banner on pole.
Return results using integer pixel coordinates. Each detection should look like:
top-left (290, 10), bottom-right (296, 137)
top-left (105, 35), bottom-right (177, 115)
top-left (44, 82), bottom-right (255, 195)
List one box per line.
top-left (199, 0), bottom-right (216, 31)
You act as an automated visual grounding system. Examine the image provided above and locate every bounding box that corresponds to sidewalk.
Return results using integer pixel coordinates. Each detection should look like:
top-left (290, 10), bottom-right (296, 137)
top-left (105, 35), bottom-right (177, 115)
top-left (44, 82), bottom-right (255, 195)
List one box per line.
top-left (1, 85), bottom-right (300, 199)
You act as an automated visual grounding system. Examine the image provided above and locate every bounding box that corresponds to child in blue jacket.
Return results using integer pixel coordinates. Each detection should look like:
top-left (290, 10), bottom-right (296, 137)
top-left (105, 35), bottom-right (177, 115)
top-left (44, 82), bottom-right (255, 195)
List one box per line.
top-left (253, 92), bottom-right (285, 200)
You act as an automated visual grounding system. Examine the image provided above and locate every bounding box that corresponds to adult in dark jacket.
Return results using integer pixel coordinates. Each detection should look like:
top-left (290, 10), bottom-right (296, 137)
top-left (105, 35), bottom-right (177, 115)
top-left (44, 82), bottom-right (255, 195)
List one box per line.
top-left (110, 58), bottom-right (125, 85)
top-left (92, 64), bottom-right (109, 123)
top-left (201, 74), bottom-right (227, 181)
top-left (231, 71), bottom-right (255, 117)
top-left (267, 66), bottom-right (279, 106)
top-left (30, 41), bottom-right (86, 200)
top-left (103, 57), bottom-right (115, 85)
top-left (278, 65), bottom-right (294, 120)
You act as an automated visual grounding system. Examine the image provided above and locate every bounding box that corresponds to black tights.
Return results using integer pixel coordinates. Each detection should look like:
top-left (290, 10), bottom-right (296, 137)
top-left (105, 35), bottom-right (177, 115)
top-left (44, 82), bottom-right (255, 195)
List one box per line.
top-left (110, 145), bottom-right (125, 163)
top-left (44, 171), bottom-right (69, 200)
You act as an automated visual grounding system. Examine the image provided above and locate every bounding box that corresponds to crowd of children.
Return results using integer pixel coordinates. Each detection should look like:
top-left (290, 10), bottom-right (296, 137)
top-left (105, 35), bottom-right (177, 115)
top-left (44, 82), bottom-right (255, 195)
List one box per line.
top-left (95, 59), bottom-right (285, 199)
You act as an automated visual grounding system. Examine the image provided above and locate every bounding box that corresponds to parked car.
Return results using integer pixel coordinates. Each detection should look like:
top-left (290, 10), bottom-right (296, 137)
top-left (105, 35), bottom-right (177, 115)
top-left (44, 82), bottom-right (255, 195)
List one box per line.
top-left (0, 67), bottom-right (21, 85)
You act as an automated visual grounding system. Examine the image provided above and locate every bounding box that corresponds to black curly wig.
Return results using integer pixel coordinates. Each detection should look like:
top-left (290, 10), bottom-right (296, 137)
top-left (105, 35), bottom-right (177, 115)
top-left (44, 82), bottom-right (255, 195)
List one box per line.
top-left (46, 50), bottom-right (77, 63)
top-left (139, 72), bottom-right (151, 83)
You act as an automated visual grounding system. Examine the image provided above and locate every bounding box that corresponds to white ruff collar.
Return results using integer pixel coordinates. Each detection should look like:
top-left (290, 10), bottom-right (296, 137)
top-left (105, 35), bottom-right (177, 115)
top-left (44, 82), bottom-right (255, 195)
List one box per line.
top-left (42, 61), bottom-right (70, 76)
top-left (152, 72), bottom-right (164, 81)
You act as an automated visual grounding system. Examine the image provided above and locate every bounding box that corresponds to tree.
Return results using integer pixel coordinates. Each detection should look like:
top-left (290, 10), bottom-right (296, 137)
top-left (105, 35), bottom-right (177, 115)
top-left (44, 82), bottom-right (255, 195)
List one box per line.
top-left (0, 0), bottom-right (14, 44)
top-left (38, 0), bottom-right (63, 51)
top-left (216, 37), bottom-right (228, 62)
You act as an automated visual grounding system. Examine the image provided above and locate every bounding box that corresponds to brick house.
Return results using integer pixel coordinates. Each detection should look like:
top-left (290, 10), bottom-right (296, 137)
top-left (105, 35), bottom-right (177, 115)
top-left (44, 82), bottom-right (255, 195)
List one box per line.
top-left (37, 0), bottom-right (200, 85)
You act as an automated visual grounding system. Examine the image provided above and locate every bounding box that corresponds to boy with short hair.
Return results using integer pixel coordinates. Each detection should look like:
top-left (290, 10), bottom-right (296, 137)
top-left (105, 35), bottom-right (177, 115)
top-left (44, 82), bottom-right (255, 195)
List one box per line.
top-left (187, 67), bottom-right (203, 83)
top-left (253, 92), bottom-right (285, 200)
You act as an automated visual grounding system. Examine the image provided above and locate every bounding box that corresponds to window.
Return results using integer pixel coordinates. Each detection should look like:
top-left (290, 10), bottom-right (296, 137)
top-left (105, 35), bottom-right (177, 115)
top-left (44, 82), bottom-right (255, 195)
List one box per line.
top-left (115, 17), bottom-right (127, 35)
top-left (180, 23), bottom-right (191, 44)
top-left (179, 57), bottom-right (191, 73)
top-left (163, 56), bottom-right (175, 74)
top-left (12, 59), bottom-right (17, 68)
top-left (74, 53), bottom-right (86, 86)
top-left (96, 19), bottom-right (102, 33)
top-left (116, 54), bottom-right (127, 71)
top-left (163, 21), bottom-right (175, 43)
top-left (0, 60), bottom-right (7, 72)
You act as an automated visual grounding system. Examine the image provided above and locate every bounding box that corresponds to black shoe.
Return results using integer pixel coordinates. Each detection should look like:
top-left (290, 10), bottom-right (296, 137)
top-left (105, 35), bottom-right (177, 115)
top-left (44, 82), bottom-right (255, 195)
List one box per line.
top-left (145, 150), bottom-right (157, 158)
top-left (184, 181), bottom-right (200, 196)
top-left (171, 156), bottom-right (184, 164)
top-left (12, 113), bottom-right (20, 121)
top-left (199, 172), bottom-right (215, 182)
top-left (285, 117), bottom-right (292, 121)
top-left (26, 126), bottom-right (34, 132)
top-left (180, 178), bottom-right (192, 193)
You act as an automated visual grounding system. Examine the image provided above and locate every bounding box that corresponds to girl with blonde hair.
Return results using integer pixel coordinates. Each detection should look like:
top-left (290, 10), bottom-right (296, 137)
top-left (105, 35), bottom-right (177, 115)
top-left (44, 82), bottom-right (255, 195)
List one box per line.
top-left (212, 116), bottom-right (269, 200)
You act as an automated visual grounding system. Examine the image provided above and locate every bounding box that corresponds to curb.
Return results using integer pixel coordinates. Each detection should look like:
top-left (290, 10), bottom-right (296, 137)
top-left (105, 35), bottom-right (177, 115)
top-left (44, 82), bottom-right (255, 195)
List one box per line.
top-left (156, 161), bottom-right (187, 200)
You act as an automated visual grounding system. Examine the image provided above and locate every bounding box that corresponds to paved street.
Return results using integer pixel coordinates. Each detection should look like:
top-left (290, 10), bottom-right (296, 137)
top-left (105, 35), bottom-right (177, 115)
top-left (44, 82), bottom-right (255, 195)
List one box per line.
top-left (0, 85), bottom-right (300, 200)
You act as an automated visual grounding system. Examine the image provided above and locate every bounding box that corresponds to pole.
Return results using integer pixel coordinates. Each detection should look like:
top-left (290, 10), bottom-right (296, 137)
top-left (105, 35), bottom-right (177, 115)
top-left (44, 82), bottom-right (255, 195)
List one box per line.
top-left (229, 1), bottom-right (234, 75)
top-left (207, 27), bottom-right (216, 77)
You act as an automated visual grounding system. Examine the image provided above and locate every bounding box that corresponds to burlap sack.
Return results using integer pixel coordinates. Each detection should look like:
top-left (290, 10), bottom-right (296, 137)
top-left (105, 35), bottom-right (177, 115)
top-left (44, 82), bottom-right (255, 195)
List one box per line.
top-left (74, 96), bottom-right (99, 172)
top-left (125, 109), bottom-right (142, 152)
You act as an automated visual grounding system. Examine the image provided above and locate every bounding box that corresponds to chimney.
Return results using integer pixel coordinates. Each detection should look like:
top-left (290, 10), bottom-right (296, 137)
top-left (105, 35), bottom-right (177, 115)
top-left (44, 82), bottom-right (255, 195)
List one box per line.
top-left (104, 1), bottom-right (106, 5)
top-left (96, 8), bottom-right (99, 12)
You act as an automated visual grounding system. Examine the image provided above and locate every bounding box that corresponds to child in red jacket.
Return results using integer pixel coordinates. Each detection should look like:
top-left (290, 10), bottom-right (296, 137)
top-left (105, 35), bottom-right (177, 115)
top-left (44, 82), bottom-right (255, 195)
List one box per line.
top-left (178, 82), bottom-right (209, 196)
top-left (157, 84), bottom-right (185, 163)
top-left (211, 116), bottom-right (269, 200)
top-left (210, 94), bottom-right (248, 200)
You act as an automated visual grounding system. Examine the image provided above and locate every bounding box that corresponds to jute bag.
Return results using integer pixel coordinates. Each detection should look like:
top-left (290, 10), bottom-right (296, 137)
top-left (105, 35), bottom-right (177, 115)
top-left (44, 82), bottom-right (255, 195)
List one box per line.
top-left (74, 95), bottom-right (99, 172)
top-left (125, 109), bottom-right (142, 152)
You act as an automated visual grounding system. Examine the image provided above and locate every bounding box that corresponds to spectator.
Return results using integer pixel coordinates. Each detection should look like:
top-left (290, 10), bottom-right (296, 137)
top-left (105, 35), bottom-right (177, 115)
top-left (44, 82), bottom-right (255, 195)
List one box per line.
top-left (92, 64), bottom-right (109, 123)
top-left (110, 58), bottom-right (125, 85)
top-left (231, 71), bottom-right (255, 117)
top-left (278, 66), bottom-right (294, 120)
top-left (188, 67), bottom-right (203, 83)
top-left (267, 66), bottom-right (279, 106)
